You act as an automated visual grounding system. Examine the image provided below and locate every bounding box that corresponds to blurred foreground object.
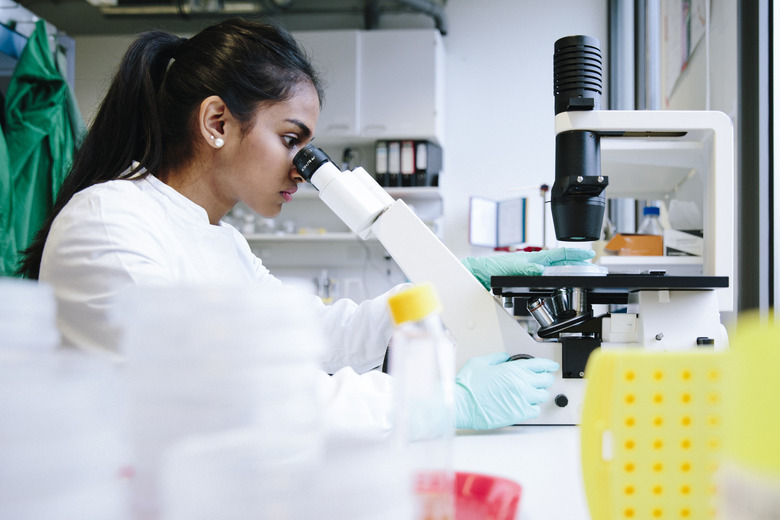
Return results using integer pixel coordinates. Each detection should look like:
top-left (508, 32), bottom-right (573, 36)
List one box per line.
top-left (718, 314), bottom-right (780, 520)
top-left (580, 348), bottom-right (725, 519)
top-left (0, 278), bottom-right (129, 520)
top-left (117, 285), bottom-right (325, 520)
top-left (388, 283), bottom-right (455, 519)
top-left (455, 472), bottom-right (521, 520)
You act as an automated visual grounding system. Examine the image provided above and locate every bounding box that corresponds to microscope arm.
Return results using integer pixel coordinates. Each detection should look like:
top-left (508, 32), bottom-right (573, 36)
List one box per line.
top-left (302, 154), bottom-right (539, 369)
top-left (370, 198), bottom-right (539, 368)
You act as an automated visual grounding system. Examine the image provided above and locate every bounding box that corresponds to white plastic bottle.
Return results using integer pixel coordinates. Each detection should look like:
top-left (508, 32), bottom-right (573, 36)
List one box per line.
top-left (387, 283), bottom-right (455, 520)
top-left (637, 205), bottom-right (664, 235)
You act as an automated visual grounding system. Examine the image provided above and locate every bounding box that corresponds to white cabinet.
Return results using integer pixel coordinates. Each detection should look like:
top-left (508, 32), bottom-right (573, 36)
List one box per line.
top-left (294, 29), bottom-right (445, 145)
top-left (359, 29), bottom-right (444, 143)
top-left (294, 30), bottom-right (360, 139)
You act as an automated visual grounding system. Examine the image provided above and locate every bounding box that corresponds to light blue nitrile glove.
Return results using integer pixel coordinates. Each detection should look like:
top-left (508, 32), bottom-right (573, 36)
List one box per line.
top-left (454, 352), bottom-right (559, 430)
top-left (461, 248), bottom-right (596, 289)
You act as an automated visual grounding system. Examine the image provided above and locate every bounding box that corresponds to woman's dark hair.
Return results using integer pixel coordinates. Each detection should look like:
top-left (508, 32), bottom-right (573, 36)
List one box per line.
top-left (18, 18), bottom-right (323, 279)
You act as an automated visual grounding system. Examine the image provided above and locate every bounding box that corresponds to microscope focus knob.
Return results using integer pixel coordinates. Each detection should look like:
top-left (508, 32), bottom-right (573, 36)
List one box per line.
top-left (554, 394), bottom-right (569, 408)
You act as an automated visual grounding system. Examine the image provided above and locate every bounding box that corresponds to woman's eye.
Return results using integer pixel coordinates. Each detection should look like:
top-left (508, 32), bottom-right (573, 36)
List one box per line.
top-left (283, 135), bottom-right (300, 148)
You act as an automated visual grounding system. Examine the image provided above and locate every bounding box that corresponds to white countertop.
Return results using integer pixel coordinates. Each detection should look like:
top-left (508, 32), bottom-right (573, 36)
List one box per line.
top-left (453, 426), bottom-right (590, 520)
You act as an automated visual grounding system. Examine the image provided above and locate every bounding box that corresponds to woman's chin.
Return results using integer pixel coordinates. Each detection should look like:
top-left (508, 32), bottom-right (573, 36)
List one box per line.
top-left (256, 205), bottom-right (282, 219)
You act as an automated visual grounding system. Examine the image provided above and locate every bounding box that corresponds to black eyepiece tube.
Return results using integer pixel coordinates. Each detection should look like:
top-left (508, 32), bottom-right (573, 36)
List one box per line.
top-left (551, 35), bottom-right (607, 242)
top-left (293, 145), bottom-right (334, 183)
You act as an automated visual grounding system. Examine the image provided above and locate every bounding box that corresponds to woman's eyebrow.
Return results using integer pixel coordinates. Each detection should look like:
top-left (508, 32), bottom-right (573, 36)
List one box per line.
top-left (286, 119), bottom-right (312, 139)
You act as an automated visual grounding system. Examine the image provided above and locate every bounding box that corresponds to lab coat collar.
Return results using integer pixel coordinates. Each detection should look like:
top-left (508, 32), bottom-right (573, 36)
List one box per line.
top-left (142, 174), bottom-right (218, 227)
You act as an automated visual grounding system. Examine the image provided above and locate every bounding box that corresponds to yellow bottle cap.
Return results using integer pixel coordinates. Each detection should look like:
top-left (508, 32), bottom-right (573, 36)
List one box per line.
top-left (387, 283), bottom-right (442, 326)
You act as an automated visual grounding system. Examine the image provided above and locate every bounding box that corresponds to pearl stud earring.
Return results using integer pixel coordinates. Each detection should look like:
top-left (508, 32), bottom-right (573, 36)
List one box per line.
top-left (210, 135), bottom-right (224, 148)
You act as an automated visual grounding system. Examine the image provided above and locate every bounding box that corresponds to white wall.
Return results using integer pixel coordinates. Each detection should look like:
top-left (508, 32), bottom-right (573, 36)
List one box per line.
top-left (442, 0), bottom-right (607, 257)
top-left (663, 0), bottom-right (737, 117)
top-left (72, 1), bottom-right (608, 261)
top-left (74, 35), bottom-right (136, 127)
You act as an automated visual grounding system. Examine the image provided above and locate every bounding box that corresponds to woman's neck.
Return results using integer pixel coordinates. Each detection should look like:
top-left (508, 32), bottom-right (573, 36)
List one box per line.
top-left (155, 165), bottom-right (230, 225)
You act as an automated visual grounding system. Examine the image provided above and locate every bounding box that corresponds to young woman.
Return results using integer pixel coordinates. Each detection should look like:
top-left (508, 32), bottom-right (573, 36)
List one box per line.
top-left (18, 19), bottom-right (592, 432)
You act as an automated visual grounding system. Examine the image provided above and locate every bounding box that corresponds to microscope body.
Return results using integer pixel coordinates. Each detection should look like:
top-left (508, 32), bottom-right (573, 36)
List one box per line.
top-left (293, 104), bottom-right (734, 426)
top-left (294, 108), bottom-right (734, 426)
top-left (541, 36), bottom-right (735, 420)
top-left (293, 30), bottom-right (734, 425)
top-left (505, 108), bottom-right (735, 424)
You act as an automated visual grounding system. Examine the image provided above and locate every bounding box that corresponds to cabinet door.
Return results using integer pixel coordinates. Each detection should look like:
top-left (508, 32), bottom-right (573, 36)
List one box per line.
top-left (294, 30), bottom-right (360, 142)
top-left (360, 29), bottom-right (444, 143)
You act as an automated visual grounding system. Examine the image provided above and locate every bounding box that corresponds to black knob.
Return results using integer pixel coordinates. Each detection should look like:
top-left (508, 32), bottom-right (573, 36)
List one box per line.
top-left (554, 394), bottom-right (569, 408)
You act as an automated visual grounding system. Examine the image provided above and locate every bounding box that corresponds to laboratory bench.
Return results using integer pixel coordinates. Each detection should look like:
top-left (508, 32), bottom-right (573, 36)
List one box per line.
top-left (454, 425), bottom-right (589, 520)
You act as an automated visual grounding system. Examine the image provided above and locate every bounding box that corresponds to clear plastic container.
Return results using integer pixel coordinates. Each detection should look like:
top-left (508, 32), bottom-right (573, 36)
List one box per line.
top-left (161, 428), bottom-right (324, 520)
top-left (1, 279), bottom-right (130, 519)
top-left (387, 283), bottom-right (455, 520)
top-left (297, 434), bottom-right (414, 520)
top-left (0, 278), bottom-right (59, 353)
top-left (0, 352), bottom-right (130, 520)
top-left (637, 206), bottom-right (664, 235)
top-left (115, 285), bottom-right (326, 520)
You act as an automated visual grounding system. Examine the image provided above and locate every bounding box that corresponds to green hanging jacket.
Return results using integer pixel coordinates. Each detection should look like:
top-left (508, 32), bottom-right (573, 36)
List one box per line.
top-left (2, 20), bottom-right (79, 276)
top-left (0, 127), bottom-right (16, 276)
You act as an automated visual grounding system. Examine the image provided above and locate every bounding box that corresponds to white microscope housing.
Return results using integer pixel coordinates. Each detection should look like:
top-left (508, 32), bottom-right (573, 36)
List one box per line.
top-left (292, 105), bottom-right (735, 426)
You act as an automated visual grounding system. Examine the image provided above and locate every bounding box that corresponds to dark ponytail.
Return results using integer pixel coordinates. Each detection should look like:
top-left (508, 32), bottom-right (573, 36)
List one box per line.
top-left (18, 19), bottom-right (322, 279)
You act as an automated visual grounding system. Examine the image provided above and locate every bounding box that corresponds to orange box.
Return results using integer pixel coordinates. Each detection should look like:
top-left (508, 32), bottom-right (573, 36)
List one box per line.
top-left (605, 233), bottom-right (663, 256)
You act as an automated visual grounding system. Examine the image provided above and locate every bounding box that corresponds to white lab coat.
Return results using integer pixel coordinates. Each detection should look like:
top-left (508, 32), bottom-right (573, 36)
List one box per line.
top-left (40, 174), bottom-right (403, 434)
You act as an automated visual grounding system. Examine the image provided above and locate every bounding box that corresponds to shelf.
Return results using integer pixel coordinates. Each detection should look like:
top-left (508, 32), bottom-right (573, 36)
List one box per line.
top-left (387, 186), bottom-right (441, 199)
top-left (241, 186), bottom-right (441, 246)
top-left (244, 232), bottom-right (370, 243)
top-left (292, 186), bottom-right (440, 201)
top-left (245, 231), bottom-right (390, 270)
top-left (598, 255), bottom-right (703, 266)
top-left (597, 255), bottom-right (704, 276)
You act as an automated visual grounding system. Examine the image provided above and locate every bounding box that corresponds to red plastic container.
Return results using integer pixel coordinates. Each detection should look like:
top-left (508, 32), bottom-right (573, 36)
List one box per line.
top-left (455, 471), bottom-right (522, 520)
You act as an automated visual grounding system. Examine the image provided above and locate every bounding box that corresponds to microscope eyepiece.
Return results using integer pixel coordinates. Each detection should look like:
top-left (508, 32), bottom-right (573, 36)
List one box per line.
top-left (293, 144), bottom-right (334, 182)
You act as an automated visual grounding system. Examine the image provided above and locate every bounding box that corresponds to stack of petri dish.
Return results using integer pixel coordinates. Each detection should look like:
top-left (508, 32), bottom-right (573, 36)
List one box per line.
top-left (116, 284), bottom-right (326, 520)
top-left (0, 279), bottom-right (129, 520)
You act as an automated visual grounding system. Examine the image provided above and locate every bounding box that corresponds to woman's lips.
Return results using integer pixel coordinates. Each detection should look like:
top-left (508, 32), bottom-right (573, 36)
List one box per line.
top-left (280, 187), bottom-right (297, 202)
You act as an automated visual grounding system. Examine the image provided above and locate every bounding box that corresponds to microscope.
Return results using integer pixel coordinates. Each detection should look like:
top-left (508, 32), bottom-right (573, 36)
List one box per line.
top-left (292, 36), bottom-right (734, 425)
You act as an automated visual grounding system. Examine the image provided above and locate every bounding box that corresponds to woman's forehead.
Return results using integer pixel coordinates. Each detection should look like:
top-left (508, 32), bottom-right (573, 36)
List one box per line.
top-left (256, 83), bottom-right (320, 128)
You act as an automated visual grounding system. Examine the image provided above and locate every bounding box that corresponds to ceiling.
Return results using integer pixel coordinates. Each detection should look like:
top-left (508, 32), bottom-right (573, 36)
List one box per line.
top-left (22, 0), bottom-right (447, 37)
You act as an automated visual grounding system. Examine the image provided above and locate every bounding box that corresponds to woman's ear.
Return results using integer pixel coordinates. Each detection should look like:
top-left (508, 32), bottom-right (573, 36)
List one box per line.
top-left (198, 95), bottom-right (229, 149)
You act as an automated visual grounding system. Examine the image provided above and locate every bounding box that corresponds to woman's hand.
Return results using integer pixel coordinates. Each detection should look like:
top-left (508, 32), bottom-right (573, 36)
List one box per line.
top-left (461, 247), bottom-right (596, 289)
top-left (454, 353), bottom-right (559, 430)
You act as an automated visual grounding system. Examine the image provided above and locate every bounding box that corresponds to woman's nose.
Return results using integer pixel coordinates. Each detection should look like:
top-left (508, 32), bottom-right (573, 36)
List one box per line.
top-left (291, 167), bottom-right (305, 184)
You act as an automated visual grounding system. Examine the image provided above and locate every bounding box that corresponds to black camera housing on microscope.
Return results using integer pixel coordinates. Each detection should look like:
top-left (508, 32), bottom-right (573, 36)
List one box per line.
top-left (551, 34), bottom-right (609, 242)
